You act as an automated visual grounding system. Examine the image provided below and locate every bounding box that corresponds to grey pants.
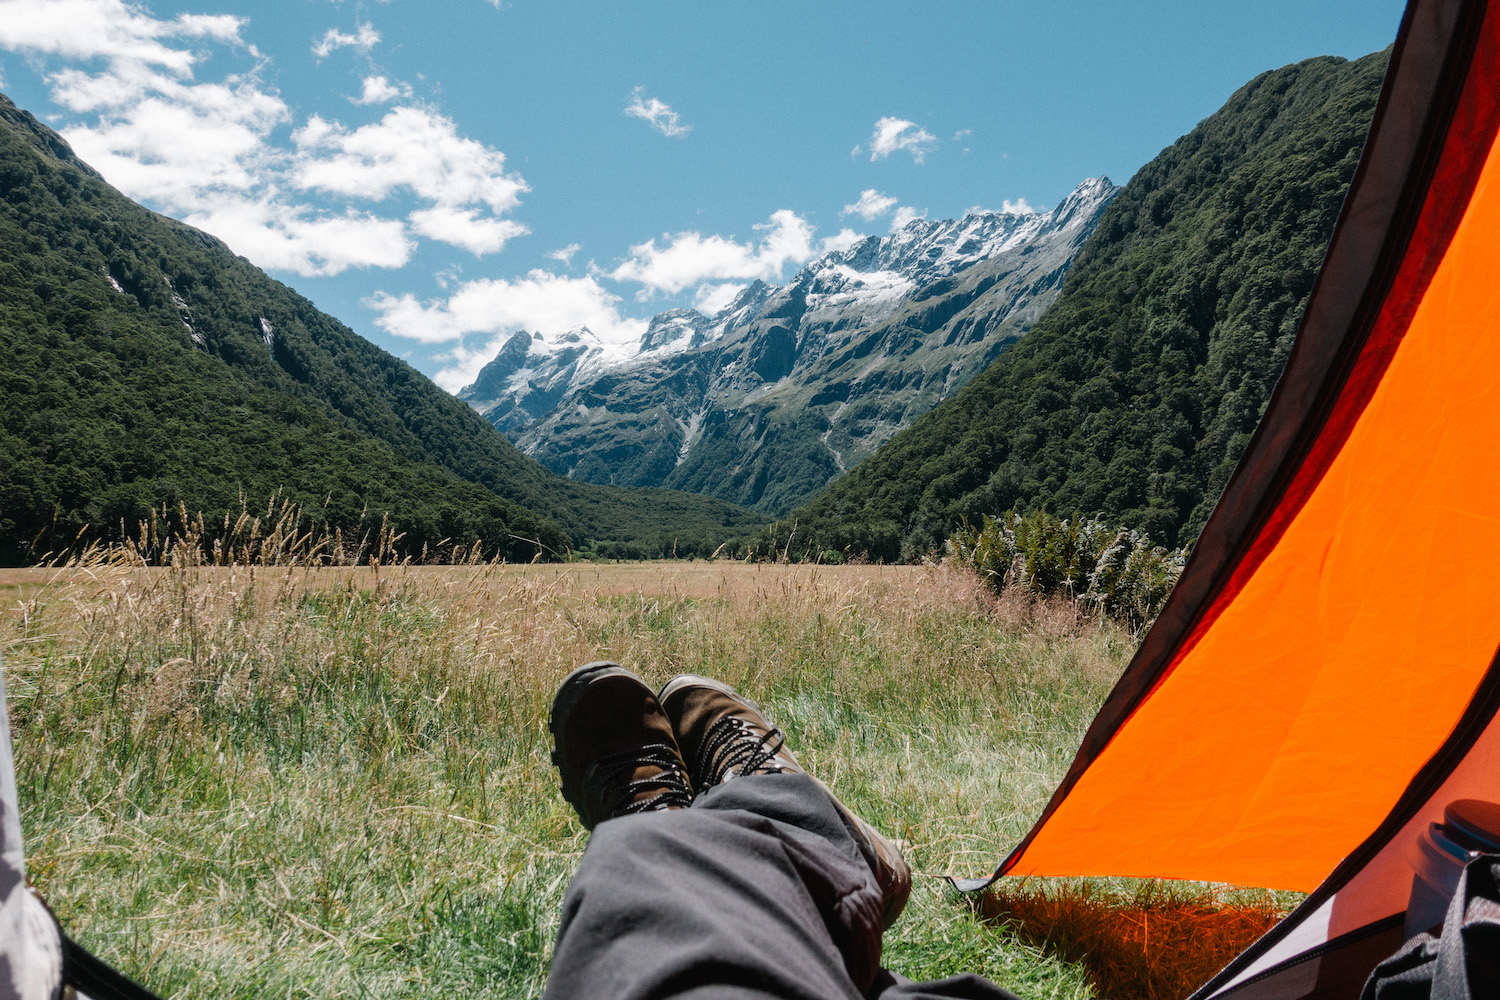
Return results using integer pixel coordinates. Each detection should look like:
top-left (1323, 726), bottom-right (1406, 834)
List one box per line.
top-left (544, 772), bottom-right (1018, 1000)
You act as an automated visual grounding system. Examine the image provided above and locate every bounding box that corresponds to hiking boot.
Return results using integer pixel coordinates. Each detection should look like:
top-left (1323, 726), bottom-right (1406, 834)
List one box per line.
top-left (549, 661), bottom-right (695, 830)
top-left (657, 674), bottom-right (913, 928)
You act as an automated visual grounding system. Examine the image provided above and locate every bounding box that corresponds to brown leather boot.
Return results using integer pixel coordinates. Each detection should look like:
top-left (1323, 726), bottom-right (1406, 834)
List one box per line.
top-left (549, 661), bottom-right (694, 830)
top-left (657, 674), bottom-right (913, 928)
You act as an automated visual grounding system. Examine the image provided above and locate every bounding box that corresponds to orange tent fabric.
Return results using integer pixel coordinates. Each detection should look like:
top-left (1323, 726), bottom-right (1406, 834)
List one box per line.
top-left (959, 0), bottom-right (1500, 995)
top-left (1015, 25), bottom-right (1500, 892)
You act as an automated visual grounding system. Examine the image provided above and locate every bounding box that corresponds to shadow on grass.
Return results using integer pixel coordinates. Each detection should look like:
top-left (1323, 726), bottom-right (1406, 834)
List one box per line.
top-left (970, 880), bottom-right (1286, 1000)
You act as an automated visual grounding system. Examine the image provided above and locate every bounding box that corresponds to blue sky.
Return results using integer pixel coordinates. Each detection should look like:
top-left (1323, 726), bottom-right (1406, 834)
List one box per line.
top-left (0, 0), bottom-right (1405, 391)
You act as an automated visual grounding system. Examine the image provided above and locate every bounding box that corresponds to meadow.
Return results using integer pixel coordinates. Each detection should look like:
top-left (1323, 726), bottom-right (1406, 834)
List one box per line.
top-left (1, 549), bottom-right (1291, 999)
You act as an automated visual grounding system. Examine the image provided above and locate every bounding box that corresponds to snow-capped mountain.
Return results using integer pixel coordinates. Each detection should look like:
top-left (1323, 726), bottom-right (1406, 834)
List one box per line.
top-left (458, 176), bottom-right (1119, 513)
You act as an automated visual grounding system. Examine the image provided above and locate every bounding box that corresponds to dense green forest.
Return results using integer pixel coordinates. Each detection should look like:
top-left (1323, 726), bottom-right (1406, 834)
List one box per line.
top-left (757, 51), bottom-right (1388, 562)
top-left (0, 94), bottom-right (768, 564)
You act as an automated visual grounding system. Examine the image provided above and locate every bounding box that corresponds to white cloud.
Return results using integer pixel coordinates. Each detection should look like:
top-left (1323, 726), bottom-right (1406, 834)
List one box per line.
top-left (409, 205), bottom-right (528, 255)
top-left (624, 86), bottom-right (690, 138)
top-left (547, 242), bottom-right (582, 266)
top-left (184, 195), bottom-right (414, 275)
top-left (608, 209), bottom-right (820, 297)
top-left (952, 128), bottom-right (972, 141)
top-left (693, 282), bottom-right (744, 315)
top-left (293, 107), bottom-right (527, 214)
top-left (819, 228), bottom-right (863, 254)
top-left (367, 270), bottom-right (649, 389)
top-left (869, 116), bottom-right (937, 163)
top-left (367, 270), bottom-right (642, 346)
top-left (432, 338), bottom-right (514, 394)
top-left (292, 107), bottom-right (529, 254)
top-left (0, 0), bottom-right (246, 73)
top-left (353, 74), bottom-right (409, 105)
top-left (889, 206), bottom-right (926, 232)
top-left (841, 188), bottom-right (897, 221)
top-left (0, 0), bottom-right (530, 276)
top-left (312, 22), bottom-right (379, 59)
top-left (58, 71), bottom-right (287, 199)
top-left (1002, 197), bottom-right (1037, 215)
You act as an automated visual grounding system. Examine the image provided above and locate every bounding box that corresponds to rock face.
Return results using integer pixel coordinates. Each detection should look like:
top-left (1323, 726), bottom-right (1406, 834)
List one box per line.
top-left (459, 176), bottom-right (1120, 514)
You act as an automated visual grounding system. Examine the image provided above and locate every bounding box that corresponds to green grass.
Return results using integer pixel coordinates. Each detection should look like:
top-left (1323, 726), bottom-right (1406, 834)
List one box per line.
top-left (3, 557), bottom-right (1291, 999)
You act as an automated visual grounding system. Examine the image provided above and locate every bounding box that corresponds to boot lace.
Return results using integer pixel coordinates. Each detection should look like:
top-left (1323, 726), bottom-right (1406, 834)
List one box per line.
top-left (592, 742), bottom-right (695, 817)
top-left (695, 716), bottom-right (792, 788)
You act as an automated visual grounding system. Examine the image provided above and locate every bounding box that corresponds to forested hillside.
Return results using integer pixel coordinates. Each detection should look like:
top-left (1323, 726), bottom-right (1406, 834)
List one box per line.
top-left (0, 94), bottom-right (767, 563)
top-left (762, 50), bottom-right (1388, 561)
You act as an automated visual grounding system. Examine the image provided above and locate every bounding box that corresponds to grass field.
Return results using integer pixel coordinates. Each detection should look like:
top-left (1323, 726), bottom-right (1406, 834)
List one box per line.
top-left (2, 555), bottom-right (1292, 999)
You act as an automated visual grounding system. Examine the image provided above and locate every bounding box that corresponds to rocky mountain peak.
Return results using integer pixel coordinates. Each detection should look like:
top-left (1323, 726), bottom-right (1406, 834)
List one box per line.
top-left (456, 330), bottom-right (535, 407)
top-left (641, 309), bottom-right (711, 353)
top-left (1041, 176), bottom-right (1116, 233)
top-left (800, 177), bottom-right (1120, 290)
top-left (459, 175), bottom-right (1121, 508)
top-left (708, 280), bottom-right (776, 333)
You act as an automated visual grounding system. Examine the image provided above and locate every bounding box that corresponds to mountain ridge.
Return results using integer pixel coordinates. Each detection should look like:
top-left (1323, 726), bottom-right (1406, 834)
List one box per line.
top-left (461, 176), bottom-right (1119, 513)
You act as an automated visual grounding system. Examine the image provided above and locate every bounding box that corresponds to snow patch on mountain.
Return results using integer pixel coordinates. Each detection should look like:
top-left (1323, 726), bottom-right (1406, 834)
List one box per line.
top-left (458, 177), bottom-right (1119, 456)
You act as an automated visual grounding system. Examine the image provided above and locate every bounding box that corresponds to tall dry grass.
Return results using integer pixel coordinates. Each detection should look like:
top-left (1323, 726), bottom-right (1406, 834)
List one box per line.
top-left (2, 530), bottom-right (1290, 999)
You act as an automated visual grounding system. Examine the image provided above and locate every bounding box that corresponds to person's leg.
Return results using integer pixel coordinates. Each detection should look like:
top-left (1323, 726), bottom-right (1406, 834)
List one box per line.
top-left (542, 664), bottom-right (1019, 1000)
top-left (658, 675), bottom-right (911, 930)
top-left (652, 675), bottom-right (1019, 1000)
top-left (544, 663), bottom-right (882, 999)
top-left (544, 772), bottom-right (883, 1000)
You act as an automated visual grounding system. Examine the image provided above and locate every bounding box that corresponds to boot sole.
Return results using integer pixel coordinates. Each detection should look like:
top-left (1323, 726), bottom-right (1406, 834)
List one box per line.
top-left (549, 661), bottom-right (642, 763)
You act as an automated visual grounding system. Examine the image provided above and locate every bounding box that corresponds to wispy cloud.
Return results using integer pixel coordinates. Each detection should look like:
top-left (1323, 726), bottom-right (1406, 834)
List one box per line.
top-left (312, 22), bottom-right (379, 59)
top-left (889, 205), bottom-right (927, 232)
top-left (1002, 197), bottom-right (1037, 215)
top-left (367, 271), bottom-right (649, 390)
top-left (624, 86), bottom-right (690, 137)
top-left (608, 210), bottom-right (818, 297)
top-left (0, 0), bottom-right (530, 275)
top-left (293, 106), bottom-right (530, 254)
top-left (867, 116), bottom-right (937, 163)
top-left (352, 74), bottom-right (409, 105)
top-left (842, 189), bottom-right (897, 221)
top-left (821, 228), bottom-right (863, 253)
top-left (0, 0), bottom-right (247, 72)
top-left (547, 242), bottom-right (582, 267)
top-left (693, 282), bottom-right (744, 315)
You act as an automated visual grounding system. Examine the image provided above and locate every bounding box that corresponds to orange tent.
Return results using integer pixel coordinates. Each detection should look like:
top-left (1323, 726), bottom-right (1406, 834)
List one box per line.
top-left (955, 0), bottom-right (1500, 995)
